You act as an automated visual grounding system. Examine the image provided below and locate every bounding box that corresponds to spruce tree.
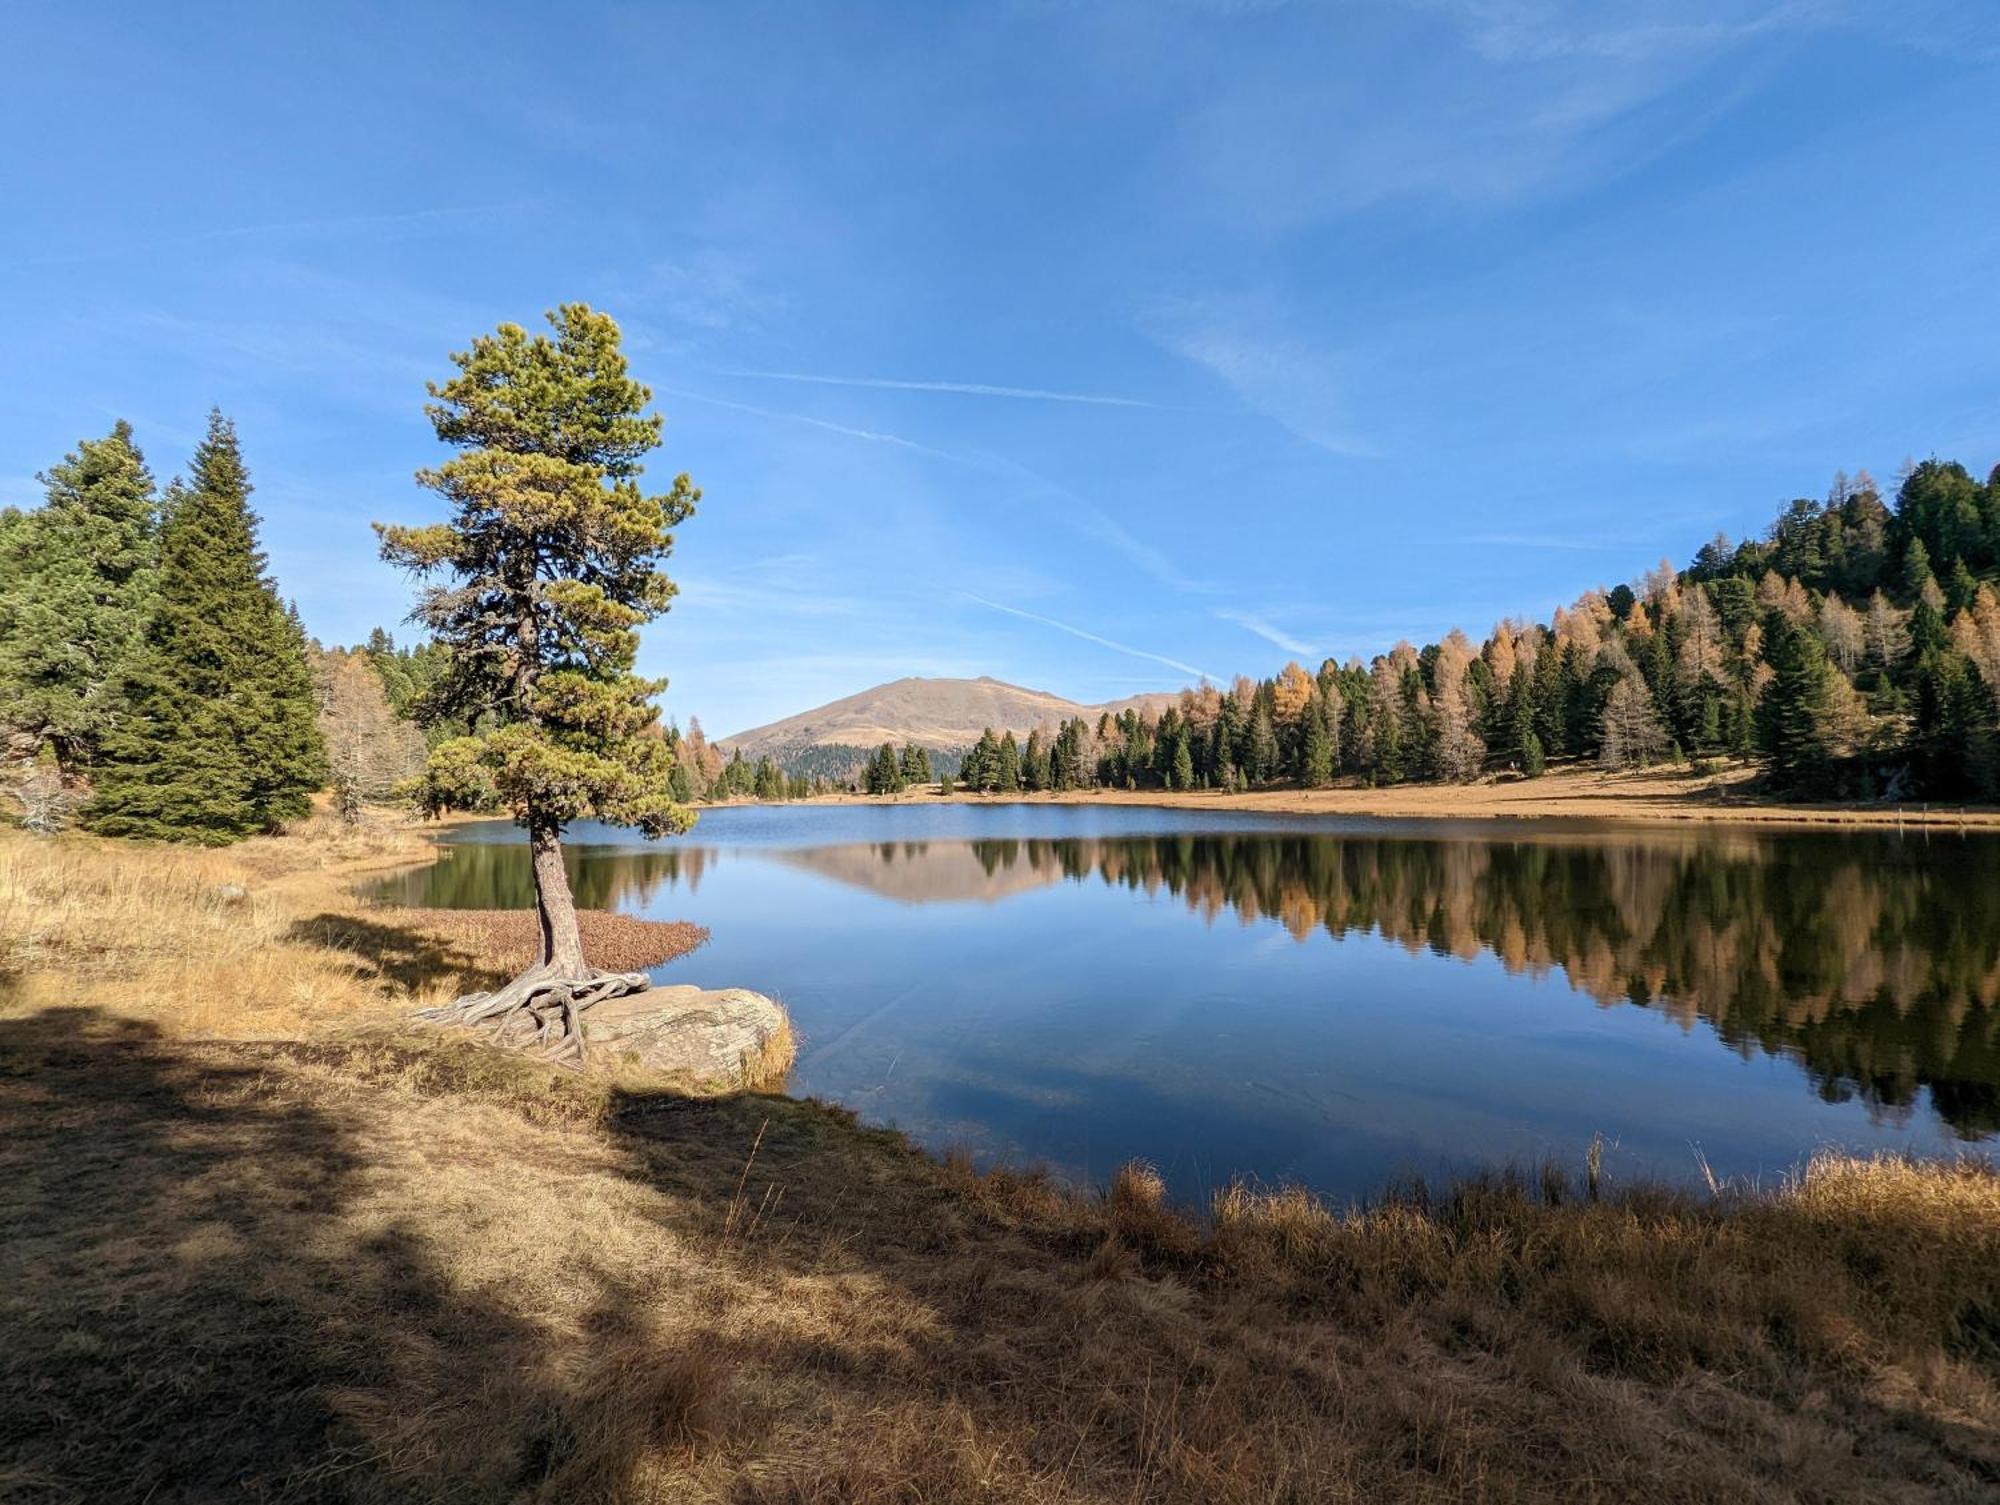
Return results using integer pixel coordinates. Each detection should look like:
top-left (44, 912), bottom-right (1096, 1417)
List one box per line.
top-left (377, 306), bottom-right (698, 1059)
top-left (754, 755), bottom-right (784, 800)
top-left (1302, 698), bottom-right (1334, 786)
top-left (1910, 596), bottom-right (1950, 659)
top-left (1506, 662), bottom-right (1540, 776)
top-left (1757, 615), bottom-right (1840, 794)
top-left (967, 728), bottom-right (999, 792)
top-left (1902, 537), bottom-right (1936, 601)
top-left (1247, 703), bottom-right (1278, 784)
top-left (86, 413), bottom-right (324, 843)
top-left (996, 730), bottom-right (1022, 791)
top-left (1911, 649), bottom-right (1991, 798)
top-left (1171, 725), bottom-right (1196, 790)
top-left (0, 422), bottom-right (157, 770)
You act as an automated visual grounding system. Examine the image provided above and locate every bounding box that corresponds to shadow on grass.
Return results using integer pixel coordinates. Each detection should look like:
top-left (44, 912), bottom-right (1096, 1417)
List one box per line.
top-left (0, 1009), bottom-right (734, 1502)
top-left (284, 910), bottom-right (512, 994)
top-left (4, 1008), bottom-right (1997, 1503)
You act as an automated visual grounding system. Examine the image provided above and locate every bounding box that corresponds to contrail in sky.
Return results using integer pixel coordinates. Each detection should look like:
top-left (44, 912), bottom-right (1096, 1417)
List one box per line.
top-left (962, 594), bottom-right (1215, 683)
top-left (1215, 609), bottom-right (1318, 657)
top-left (721, 368), bottom-right (1160, 409)
top-left (652, 385), bottom-right (970, 461)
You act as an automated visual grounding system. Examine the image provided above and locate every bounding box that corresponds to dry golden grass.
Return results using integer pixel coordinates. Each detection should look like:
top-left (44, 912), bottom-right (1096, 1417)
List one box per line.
top-left (0, 817), bottom-right (706, 1039)
top-left (0, 818), bottom-right (441, 1035)
top-left (2, 820), bottom-right (1997, 1502)
top-left (3, 1016), bottom-right (1996, 1504)
top-left (804, 759), bottom-right (2000, 830)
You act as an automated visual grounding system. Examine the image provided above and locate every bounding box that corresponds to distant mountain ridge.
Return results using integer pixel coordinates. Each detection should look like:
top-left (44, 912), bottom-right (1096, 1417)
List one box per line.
top-left (720, 675), bottom-right (1182, 769)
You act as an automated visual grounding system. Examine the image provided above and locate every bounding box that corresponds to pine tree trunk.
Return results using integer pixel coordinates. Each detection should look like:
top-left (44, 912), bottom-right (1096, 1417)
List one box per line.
top-left (530, 821), bottom-right (588, 974)
top-left (414, 818), bottom-right (645, 1066)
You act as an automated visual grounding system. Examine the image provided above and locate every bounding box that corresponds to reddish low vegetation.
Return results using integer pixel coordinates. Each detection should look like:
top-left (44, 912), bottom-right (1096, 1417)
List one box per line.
top-left (386, 907), bottom-right (708, 976)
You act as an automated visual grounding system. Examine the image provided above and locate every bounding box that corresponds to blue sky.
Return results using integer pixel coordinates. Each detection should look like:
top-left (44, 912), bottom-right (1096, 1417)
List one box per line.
top-left (4, 2), bottom-right (1997, 737)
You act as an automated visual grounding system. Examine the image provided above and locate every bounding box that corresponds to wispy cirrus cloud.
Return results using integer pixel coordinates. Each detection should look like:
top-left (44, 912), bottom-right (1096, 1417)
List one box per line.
top-left (1432, 0), bottom-right (1836, 64)
top-left (1143, 296), bottom-right (1375, 458)
top-left (10, 202), bottom-right (530, 271)
top-left (642, 250), bottom-right (786, 331)
top-left (1159, 1), bottom-right (1843, 230)
top-left (985, 458), bottom-right (1213, 596)
top-left (720, 368), bottom-right (1162, 409)
top-left (651, 383), bottom-right (1216, 599)
top-left (962, 594), bottom-right (1214, 683)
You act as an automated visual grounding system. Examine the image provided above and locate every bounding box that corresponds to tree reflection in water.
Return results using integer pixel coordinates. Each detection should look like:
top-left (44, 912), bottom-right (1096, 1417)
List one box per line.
top-left (379, 827), bottom-right (2000, 1139)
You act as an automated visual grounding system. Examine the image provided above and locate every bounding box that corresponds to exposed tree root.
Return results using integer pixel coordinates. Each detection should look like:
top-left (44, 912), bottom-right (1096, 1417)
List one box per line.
top-left (414, 965), bottom-right (649, 1067)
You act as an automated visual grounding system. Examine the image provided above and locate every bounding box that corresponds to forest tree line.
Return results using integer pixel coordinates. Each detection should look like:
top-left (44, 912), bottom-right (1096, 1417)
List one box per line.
top-left (875, 462), bottom-right (2000, 802)
top-left (5, 422), bottom-right (1999, 839)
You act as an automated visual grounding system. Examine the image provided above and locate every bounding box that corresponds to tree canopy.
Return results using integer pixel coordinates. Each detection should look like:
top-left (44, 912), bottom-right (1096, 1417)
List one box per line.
top-left (84, 413), bottom-right (324, 842)
top-left (377, 304), bottom-right (700, 842)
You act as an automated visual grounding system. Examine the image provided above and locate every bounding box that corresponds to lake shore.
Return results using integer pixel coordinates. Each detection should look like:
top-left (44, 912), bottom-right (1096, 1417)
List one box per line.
top-left (763, 759), bottom-right (2000, 830)
top-left (4, 815), bottom-right (1999, 1501)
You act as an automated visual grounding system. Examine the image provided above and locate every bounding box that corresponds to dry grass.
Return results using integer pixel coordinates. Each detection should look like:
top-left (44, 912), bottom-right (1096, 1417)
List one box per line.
top-left (2, 820), bottom-right (1997, 1501)
top-left (0, 818), bottom-right (706, 1039)
top-left (2, 1016), bottom-right (1995, 1503)
top-left (809, 759), bottom-right (2000, 829)
top-left (0, 818), bottom-right (436, 1035)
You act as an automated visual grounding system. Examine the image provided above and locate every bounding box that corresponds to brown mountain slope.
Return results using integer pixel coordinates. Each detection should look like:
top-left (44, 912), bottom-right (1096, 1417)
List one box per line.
top-left (720, 676), bottom-right (1182, 758)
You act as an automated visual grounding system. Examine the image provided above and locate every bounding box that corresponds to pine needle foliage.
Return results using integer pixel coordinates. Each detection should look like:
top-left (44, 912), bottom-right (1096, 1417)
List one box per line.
top-left (375, 305), bottom-right (698, 842)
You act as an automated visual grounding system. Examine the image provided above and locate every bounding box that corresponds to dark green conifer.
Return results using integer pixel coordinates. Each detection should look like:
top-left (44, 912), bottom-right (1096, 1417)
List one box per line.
top-left (0, 422), bottom-right (157, 770)
top-left (1756, 614), bottom-right (1840, 795)
top-left (87, 413), bottom-right (325, 842)
top-left (1302, 697), bottom-right (1334, 786)
top-left (996, 730), bottom-right (1022, 791)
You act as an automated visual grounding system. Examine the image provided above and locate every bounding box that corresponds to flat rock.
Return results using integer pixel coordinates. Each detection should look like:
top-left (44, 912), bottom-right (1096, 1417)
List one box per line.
top-left (586, 985), bottom-right (795, 1090)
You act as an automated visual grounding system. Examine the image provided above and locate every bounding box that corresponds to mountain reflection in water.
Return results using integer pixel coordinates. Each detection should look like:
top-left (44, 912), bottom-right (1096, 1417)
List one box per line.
top-left (375, 810), bottom-right (2000, 1197)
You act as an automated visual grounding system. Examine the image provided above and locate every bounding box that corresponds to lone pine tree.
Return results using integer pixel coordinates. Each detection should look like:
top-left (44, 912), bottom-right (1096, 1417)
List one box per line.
top-left (377, 305), bottom-right (699, 1062)
top-left (85, 412), bottom-right (324, 844)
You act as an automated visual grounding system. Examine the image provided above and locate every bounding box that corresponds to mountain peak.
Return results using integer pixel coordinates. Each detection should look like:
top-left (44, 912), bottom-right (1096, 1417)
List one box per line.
top-left (720, 674), bottom-right (1182, 763)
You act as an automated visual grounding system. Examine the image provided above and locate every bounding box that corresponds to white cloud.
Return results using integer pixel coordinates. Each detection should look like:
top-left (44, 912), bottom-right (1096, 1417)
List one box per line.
top-left (10, 202), bottom-right (530, 271)
top-left (1434, 0), bottom-right (1834, 64)
top-left (650, 385), bottom-right (972, 462)
top-left (1159, 0), bottom-right (1841, 226)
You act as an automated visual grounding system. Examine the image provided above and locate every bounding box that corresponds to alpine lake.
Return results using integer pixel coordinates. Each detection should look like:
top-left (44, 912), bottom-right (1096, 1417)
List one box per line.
top-left (369, 803), bottom-right (2000, 1205)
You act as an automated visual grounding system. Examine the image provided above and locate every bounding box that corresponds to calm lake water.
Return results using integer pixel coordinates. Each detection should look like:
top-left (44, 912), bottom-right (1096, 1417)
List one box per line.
top-left (371, 804), bottom-right (2000, 1204)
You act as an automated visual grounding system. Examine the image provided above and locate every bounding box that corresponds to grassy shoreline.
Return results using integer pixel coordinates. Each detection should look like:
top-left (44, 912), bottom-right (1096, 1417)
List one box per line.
top-left (4, 816), bottom-right (1999, 1501)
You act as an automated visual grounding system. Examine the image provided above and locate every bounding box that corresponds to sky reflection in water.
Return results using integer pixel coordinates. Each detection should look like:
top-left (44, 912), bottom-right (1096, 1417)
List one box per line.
top-left (371, 804), bottom-right (2000, 1204)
